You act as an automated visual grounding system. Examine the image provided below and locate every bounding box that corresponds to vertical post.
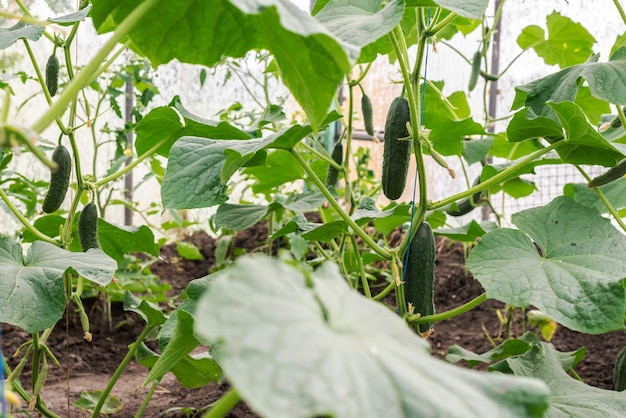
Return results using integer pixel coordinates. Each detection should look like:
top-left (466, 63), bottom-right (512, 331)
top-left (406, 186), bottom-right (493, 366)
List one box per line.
top-left (124, 79), bottom-right (134, 225)
top-left (483, 0), bottom-right (502, 221)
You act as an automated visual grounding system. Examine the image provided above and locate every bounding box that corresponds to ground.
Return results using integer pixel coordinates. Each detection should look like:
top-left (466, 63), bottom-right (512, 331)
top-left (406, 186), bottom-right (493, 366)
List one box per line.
top-left (2, 225), bottom-right (626, 417)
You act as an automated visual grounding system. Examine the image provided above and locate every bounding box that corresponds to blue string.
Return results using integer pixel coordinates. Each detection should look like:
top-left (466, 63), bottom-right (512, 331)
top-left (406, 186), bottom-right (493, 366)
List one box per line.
top-left (403, 8), bottom-right (431, 285)
top-left (1, 321), bottom-right (5, 417)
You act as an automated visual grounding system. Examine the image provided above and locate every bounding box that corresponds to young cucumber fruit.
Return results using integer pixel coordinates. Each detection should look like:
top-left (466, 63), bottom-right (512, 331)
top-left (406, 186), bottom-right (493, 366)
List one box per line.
top-left (45, 54), bottom-right (59, 97)
top-left (382, 96), bottom-right (412, 200)
top-left (614, 346), bottom-right (626, 391)
top-left (587, 159), bottom-right (626, 188)
top-left (468, 50), bottom-right (481, 92)
top-left (446, 176), bottom-right (485, 217)
top-left (78, 202), bottom-right (100, 251)
top-left (325, 141), bottom-right (343, 187)
top-left (361, 94), bottom-right (375, 136)
top-left (42, 145), bottom-right (71, 213)
top-left (404, 221), bottom-right (436, 335)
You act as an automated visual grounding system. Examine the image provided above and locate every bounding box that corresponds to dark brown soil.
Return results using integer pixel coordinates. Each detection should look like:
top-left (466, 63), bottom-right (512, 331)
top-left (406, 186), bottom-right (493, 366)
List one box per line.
top-left (2, 225), bottom-right (625, 417)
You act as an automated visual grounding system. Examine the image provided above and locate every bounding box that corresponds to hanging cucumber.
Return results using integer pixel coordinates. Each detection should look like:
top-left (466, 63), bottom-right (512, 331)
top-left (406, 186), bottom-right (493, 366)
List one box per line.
top-left (446, 176), bottom-right (485, 217)
top-left (361, 94), bottom-right (375, 136)
top-left (468, 50), bottom-right (481, 92)
top-left (614, 346), bottom-right (626, 391)
top-left (587, 159), bottom-right (626, 188)
top-left (45, 54), bottom-right (59, 97)
top-left (382, 96), bottom-right (411, 200)
top-left (78, 202), bottom-right (100, 251)
top-left (325, 141), bottom-right (343, 187)
top-left (42, 145), bottom-right (71, 213)
top-left (404, 221), bottom-right (436, 336)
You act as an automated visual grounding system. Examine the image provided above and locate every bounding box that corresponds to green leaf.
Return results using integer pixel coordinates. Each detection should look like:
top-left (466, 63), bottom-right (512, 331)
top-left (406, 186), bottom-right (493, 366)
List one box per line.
top-left (502, 342), bottom-right (626, 417)
top-left (512, 47), bottom-right (626, 119)
top-left (0, 237), bottom-right (117, 333)
top-left (446, 338), bottom-right (535, 368)
top-left (195, 256), bottom-right (549, 418)
top-left (0, 21), bottom-right (44, 50)
top-left (123, 291), bottom-right (166, 328)
top-left (97, 219), bottom-right (160, 264)
top-left (74, 390), bottom-right (122, 415)
top-left (242, 150), bottom-right (303, 194)
top-left (463, 137), bottom-right (493, 165)
top-left (434, 220), bottom-right (497, 242)
top-left (144, 310), bottom-right (220, 387)
top-left (563, 180), bottom-right (626, 214)
top-left (502, 177), bottom-right (536, 199)
top-left (162, 120), bottom-right (334, 209)
top-left (517, 12), bottom-right (596, 68)
top-left (176, 241), bottom-right (205, 261)
top-left (574, 86), bottom-right (611, 126)
top-left (134, 98), bottom-right (250, 158)
top-left (507, 107), bottom-right (564, 143)
top-left (466, 196), bottom-right (626, 334)
top-left (48, 6), bottom-right (92, 25)
top-left (215, 204), bottom-right (269, 231)
top-left (272, 215), bottom-right (348, 243)
top-left (610, 33), bottom-right (626, 59)
top-left (281, 191), bottom-right (327, 213)
top-left (406, 0), bottom-right (488, 19)
top-left (351, 197), bottom-right (411, 226)
top-left (21, 215), bottom-right (65, 242)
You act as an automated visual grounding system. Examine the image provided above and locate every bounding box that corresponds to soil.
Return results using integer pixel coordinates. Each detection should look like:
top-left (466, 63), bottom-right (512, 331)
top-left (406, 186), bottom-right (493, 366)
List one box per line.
top-left (2, 225), bottom-right (626, 417)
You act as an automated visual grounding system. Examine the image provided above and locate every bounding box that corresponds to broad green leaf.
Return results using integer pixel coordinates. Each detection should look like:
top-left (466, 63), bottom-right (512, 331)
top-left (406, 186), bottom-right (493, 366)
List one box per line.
top-left (272, 215), bottom-right (348, 243)
top-left (176, 241), bottom-right (205, 261)
top-left (467, 196), bottom-right (626, 334)
top-left (144, 310), bottom-right (220, 387)
top-left (610, 33), bottom-right (626, 59)
top-left (123, 291), bottom-right (166, 328)
top-left (373, 203), bottom-right (412, 235)
top-left (48, 6), bottom-right (92, 25)
top-left (517, 12), bottom-right (596, 68)
top-left (281, 191), bottom-right (327, 213)
top-left (215, 204), bottom-right (269, 231)
top-left (563, 180), bottom-right (626, 214)
top-left (351, 197), bottom-right (411, 226)
top-left (512, 47), bottom-right (626, 120)
top-left (434, 220), bottom-right (497, 242)
top-left (21, 215), bottom-right (65, 242)
top-left (0, 21), bottom-right (44, 50)
top-left (242, 150), bottom-right (303, 193)
top-left (502, 343), bottom-right (626, 417)
top-left (0, 237), bottom-right (116, 333)
top-left (500, 177), bottom-right (536, 199)
top-left (406, 0), bottom-right (488, 19)
top-left (575, 86), bottom-right (611, 126)
top-left (446, 339), bottom-right (534, 368)
top-left (134, 98), bottom-right (250, 158)
top-left (74, 391), bottom-right (122, 415)
top-left (162, 120), bottom-right (335, 209)
top-left (488, 134), bottom-right (544, 160)
top-left (96, 219), bottom-right (160, 264)
top-left (463, 137), bottom-right (493, 165)
top-left (548, 101), bottom-right (626, 166)
top-left (195, 256), bottom-right (549, 418)
top-left (507, 107), bottom-right (564, 143)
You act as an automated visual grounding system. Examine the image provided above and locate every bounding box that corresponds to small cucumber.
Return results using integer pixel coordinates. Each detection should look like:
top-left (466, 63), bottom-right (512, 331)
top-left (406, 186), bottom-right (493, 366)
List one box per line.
top-left (42, 145), bottom-right (71, 213)
top-left (45, 54), bottom-right (59, 97)
top-left (468, 50), bottom-right (481, 92)
top-left (614, 346), bottom-right (626, 391)
top-left (382, 97), bottom-right (412, 200)
top-left (325, 141), bottom-right (343, 187)
top-left (404, 221), bottom-right (436, 335)
top-left (446, 176), bottom-right (485, 217)
top-left (78, 202), bottom-right (100, 251)
top-left (361, 94), bottom-right (375, 136)
top-left (587, 159), bottom-right (626, 188)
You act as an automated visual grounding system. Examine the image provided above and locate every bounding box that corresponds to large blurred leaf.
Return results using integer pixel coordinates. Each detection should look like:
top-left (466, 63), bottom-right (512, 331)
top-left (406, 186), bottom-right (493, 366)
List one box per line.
top-left (0, 21), bottom-right (44, 50)
top-left (406, 0), bottom-right (488, 19)
top-left (0, 237), bottom-right (116, 333)
top-left (501, 343), bottom-right (626, 417)
top-left (467, 196), bottom-right (626, 334)
top-left (134, 97), bottom-right (250, 157)
top-left (512, 47), bottom-right (626, 120)
top-left (195, 256), bottom-right (549, 418)
top-left (517, 12), bottom-right (596, 68)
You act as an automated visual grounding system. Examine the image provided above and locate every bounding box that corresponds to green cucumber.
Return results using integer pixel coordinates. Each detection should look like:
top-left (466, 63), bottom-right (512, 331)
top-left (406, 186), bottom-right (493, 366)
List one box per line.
top-left (361, 94), bottom-right (375, 136)
top-left (42, 145), bottom-right (71, 213)
top-left (468, 50), bottom-right (481, 92)
top-left (587, 159), bottom-right (626, 188)
top-left (325, 141), bottom-right (343, 187)
top-left (382, 96), bottom-right (411, 200)
top-left (45, 54), bottom-right (59, 97)
top-left (446, 176), bottom-right (485, 216)
top-left (78, 202), bottom-right (100, 251)
top-left (404, 221), bottom-right (436, 335)
top-left (614, 346), bottom-right (626, 391)
top-left (608, 107), bottom-right (626, 129)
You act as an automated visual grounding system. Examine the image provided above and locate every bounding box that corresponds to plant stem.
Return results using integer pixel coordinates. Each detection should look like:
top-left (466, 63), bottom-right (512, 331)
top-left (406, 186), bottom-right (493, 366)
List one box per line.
top-left (430, 142), bottom-right (561, 210)
top-left (0, 187), bottom-right (58, 244)
top-left (3, 124), bottom-right (55, 169)
top-left (291, 149), bottom-right (391, 260)
top-left (575, 165), bottom-right (626, 232)
top-left (134, 380), bottom-right (159, 418)
top-left (427, 12), bottom-right (458, 36)
top-left (202, 388), bottom-right (241, 418)
top-left (612, 0), bottom-right (626, 25)
top-left (408, 293), bottom-right (487, 325)
top-left (350, 235), bottom-right (371, 298)
top-left (373, 281), bottom-right (394, 301)
top-left (31, 0), bottom-right (160, 134)
top-left (91, 325), bottom-right (155, 418)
